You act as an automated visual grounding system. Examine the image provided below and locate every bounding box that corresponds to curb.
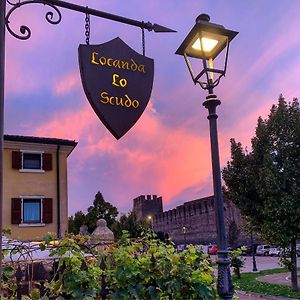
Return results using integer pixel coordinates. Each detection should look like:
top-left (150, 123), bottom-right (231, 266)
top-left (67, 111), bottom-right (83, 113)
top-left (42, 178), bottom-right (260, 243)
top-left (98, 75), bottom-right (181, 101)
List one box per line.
top-left (237, 290), bottom-right (298, 300)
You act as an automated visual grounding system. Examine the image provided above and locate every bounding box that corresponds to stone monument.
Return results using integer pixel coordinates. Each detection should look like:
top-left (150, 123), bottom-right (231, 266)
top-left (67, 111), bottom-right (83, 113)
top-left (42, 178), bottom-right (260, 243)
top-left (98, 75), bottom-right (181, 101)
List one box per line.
top-left (91, 219), bottom-right (114, 250)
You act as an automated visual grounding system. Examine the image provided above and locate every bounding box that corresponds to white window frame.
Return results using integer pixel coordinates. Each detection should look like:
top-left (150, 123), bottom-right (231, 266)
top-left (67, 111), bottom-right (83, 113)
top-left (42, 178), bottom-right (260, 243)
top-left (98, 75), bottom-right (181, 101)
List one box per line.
top-left (19, 195), bottom-right (45, 227)
top-left (19, 150), bottom-right (45, 173)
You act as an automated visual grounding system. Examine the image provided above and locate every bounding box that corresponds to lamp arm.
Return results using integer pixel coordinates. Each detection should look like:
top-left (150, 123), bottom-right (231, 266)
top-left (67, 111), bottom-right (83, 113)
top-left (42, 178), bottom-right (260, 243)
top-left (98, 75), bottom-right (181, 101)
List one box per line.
top-left (5, 0), bottom-right (62, 40)
top-left (5, 0), bottom-right (176, 41)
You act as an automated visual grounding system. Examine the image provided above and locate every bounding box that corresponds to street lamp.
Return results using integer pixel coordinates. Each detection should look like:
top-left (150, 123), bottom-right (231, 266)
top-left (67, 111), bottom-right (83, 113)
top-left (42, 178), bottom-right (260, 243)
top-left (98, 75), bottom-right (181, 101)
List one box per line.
top-left (147, 215), bottom-right (153, 229)
top-left (182, 226), bottom-right (187, 244)
top-left (176, 14), bottom-right (238, 300)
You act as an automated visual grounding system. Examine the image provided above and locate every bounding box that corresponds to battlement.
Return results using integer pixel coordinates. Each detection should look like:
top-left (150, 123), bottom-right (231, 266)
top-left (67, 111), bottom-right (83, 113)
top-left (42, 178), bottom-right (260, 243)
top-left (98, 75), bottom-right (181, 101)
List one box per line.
top-left (153, 196), bottom-right (215, 223)
top-left (133, 195), bottom-right (163, 220)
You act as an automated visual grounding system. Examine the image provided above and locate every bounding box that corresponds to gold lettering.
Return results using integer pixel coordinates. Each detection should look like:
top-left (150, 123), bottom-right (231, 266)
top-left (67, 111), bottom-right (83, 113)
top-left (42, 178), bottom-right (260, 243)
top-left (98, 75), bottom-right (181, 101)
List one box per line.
top-left (132, 100), bottom-right (139, 108)
top-left (109, 96), bottom-right (115, 105)
top-left (91, 53), bottom-right (147, 74)
top-left (107, 58), bottom-right (113, 66)
top-left (138, 65), bottom-right (145, 73)
top-left (121, 61), bottom-right (129, 70)
top-left (113, 60), bottom-right (121, 68)
top-left (99, 57), bottom-right (106, 65)
top-left (119, 78), bottom-right (127, 87)
top-left (112, 74), bottom-right (120, 87)
top-left (130, 59), bottom-right (138, 71)
top-left (100, 91), bottom-right (109, 104)
top-left (99, 91), bottom-right (139, 109)
top-left (112, 73), bottom-right (127, 88)
top-left (91, 52), bottom-right (99, 65)
top-left (116, 97), bottom-right (124, 106)
top-left (124, 94), bottom-right (132, 107)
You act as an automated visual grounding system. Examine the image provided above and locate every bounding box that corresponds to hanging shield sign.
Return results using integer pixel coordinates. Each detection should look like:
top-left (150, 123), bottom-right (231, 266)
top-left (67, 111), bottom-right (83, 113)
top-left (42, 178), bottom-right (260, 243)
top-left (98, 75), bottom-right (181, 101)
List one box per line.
top-left (78, 37), bottom-right (154, 139)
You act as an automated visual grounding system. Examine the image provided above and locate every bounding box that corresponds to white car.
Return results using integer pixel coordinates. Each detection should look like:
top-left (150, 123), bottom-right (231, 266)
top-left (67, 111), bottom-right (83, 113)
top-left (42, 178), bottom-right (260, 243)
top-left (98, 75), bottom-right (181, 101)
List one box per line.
top-left (256, 245), bottom-right (270, 256)
top-left (269, 246), bottom-right (282, 257)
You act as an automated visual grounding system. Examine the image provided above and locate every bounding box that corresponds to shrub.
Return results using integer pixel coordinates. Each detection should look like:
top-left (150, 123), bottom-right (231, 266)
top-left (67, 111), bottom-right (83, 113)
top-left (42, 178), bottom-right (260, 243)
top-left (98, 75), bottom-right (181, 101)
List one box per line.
top-left (41, 231), bottom-right (217, 299)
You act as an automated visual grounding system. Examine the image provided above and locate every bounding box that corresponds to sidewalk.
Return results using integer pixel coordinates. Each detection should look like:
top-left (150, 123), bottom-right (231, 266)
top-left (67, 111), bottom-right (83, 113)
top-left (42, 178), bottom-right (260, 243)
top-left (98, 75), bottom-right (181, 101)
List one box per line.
top-left (237, 290), bottom-right (297, 300)
top-left (237, 271), bottom-right (299, 299)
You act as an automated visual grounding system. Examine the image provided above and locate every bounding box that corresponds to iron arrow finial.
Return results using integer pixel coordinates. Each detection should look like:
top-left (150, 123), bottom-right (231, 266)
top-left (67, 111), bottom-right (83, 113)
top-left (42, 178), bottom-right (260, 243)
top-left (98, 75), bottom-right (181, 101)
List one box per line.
top-left (144, 21), bottom-right (176, 32)
top-left (152, 23), bottom-right (176, 33)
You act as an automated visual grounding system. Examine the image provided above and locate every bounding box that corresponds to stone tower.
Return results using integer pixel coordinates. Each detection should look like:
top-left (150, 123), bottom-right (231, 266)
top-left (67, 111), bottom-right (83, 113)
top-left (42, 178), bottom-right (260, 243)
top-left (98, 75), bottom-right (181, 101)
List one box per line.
top-left (133, 195), bottom-right (163, 220)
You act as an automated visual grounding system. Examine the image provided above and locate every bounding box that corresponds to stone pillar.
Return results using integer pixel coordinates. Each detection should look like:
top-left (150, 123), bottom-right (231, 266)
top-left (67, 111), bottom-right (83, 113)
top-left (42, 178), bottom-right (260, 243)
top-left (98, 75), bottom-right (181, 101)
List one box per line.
top-left (90, 219), bottom-right (114, 251)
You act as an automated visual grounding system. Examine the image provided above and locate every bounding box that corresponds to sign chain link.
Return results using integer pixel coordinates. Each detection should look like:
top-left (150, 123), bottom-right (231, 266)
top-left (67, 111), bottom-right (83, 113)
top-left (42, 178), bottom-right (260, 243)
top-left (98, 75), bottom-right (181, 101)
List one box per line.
top-left (142, 26), bottom-right (145, 56)
top-left (85, 8), bottom-right (90, 45)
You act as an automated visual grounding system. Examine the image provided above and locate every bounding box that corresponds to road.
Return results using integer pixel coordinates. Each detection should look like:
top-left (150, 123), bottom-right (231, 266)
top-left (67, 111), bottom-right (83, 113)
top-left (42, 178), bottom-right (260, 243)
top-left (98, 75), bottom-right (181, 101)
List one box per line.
top-left (211, 254), bottom-right (300, 273)
top-left (242, 255), bottom-right (300, 273)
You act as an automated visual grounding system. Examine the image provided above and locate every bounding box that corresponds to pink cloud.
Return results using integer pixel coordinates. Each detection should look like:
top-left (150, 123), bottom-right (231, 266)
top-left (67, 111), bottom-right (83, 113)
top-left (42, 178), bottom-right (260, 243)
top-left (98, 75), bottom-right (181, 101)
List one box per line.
top-left (33, 101), bottom-right (96, 140)
top-left (53, 71), bottom-right (80, 96)
top-left (33, 98), bottom-right (215, 208)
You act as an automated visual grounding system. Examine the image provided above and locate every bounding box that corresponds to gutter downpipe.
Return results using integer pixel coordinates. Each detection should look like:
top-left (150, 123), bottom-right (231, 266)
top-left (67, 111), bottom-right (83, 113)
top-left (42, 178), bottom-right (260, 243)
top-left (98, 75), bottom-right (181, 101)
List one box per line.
top-left (56, 145), bottom-right (61, 238)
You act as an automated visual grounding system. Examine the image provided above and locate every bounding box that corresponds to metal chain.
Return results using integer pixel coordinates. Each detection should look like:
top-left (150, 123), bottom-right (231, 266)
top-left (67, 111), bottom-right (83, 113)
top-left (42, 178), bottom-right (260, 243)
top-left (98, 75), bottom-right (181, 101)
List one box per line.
top-left (85, 9), bottom-right (90, 45)
top-left (142, 26), bottom-right (145, 56)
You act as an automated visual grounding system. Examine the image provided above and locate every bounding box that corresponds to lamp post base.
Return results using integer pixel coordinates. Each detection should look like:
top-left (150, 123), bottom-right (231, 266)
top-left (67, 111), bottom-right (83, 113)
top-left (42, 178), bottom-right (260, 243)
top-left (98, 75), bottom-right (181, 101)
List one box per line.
top-left (217, 251), bottom-right (234, 299)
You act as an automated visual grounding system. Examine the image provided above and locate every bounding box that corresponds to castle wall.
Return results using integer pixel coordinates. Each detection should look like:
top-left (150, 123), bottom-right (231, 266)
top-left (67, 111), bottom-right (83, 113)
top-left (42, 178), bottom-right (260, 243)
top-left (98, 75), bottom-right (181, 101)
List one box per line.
top-left (133, 194), bottom-right (246, 245)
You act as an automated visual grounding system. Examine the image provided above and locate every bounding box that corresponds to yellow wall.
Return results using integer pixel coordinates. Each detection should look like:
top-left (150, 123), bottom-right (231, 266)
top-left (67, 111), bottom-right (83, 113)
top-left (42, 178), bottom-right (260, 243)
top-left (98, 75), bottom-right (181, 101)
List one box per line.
top-left (3, 141), bottom-right (73, 241)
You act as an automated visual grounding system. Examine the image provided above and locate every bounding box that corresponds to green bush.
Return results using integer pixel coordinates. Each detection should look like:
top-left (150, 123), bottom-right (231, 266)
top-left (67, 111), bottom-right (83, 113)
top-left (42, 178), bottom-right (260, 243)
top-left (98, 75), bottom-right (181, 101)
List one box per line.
top-left (229, 247), bottom-right (245, 279)
top-left (41, 231), bottom-right (217, 299)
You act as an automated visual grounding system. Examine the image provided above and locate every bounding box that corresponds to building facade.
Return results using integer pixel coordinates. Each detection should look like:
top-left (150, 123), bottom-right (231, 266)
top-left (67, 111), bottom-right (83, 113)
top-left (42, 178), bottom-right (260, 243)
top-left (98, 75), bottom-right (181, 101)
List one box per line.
top-left (133, 194), bottom-right (244, 245)
top-left (4, 134), bottom-right (77, 241)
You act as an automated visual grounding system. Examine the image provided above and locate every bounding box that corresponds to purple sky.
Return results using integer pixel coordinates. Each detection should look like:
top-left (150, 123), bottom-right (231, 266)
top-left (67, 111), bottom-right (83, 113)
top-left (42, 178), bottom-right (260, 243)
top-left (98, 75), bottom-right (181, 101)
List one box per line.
top-left (4, 0), bottom-right (300, 216)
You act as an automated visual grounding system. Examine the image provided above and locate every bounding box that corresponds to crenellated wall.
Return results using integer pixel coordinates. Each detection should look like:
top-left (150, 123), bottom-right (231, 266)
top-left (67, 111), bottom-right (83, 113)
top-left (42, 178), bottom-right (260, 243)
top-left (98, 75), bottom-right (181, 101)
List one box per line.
top-left (133, 194), bottom-right (246, 245)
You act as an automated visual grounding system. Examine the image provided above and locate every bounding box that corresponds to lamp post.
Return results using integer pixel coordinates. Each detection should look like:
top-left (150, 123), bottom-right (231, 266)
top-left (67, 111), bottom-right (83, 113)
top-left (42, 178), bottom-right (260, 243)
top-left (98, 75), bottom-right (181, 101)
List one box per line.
top-left (176, 14), bottom-right (238, 299)
top-left (251, 231), bottom-right (258, 272)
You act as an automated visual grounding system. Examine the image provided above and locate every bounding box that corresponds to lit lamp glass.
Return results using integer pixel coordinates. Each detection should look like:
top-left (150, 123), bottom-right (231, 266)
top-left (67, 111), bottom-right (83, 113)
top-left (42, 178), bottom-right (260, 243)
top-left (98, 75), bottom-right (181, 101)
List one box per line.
top-left (175, 14), bottom-right (238, 89)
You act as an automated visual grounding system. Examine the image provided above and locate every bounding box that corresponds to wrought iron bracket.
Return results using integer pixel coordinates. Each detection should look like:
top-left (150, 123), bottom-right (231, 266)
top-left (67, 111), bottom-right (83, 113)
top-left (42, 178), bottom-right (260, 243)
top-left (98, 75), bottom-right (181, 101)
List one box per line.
top-left (5, 0), bottom-right (176, 41)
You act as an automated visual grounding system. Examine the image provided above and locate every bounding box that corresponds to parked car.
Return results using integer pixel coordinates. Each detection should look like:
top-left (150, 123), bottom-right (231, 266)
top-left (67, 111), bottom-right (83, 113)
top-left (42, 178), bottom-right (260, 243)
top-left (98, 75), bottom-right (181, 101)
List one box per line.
top-left (176, 244), bottom-right (186, 252)
top-left (195, 244), bottom-right (209, 254)
top-left (269, 246), bottom-right (282, 257)
top-left (256, 244), bottom-right (270, 256)
top-left (208, 244), bottom-right (218, 255)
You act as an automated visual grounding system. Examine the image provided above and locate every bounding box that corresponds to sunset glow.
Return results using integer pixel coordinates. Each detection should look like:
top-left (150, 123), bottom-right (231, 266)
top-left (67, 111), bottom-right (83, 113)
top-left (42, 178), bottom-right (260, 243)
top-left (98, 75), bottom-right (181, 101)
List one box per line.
top-left (4, 0), bottom-right (300, 215)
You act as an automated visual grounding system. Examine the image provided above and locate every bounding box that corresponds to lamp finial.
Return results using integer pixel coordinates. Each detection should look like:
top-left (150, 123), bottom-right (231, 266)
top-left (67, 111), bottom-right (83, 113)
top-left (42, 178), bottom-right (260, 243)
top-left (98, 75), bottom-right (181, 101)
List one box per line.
top-left (196, 14), bottom-right (210, 23)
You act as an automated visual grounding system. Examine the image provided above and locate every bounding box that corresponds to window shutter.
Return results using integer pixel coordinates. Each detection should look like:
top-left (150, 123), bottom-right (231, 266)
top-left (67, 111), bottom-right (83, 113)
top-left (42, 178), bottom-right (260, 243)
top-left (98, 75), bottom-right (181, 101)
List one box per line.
top-left (11, 198), bottom-right (22, 224)
top-left (12, 151), bottom-right (22, 169)
top-left (42, 153), bottom-right (52, 171)
top-left (42, 198), bottom-right (53, 223)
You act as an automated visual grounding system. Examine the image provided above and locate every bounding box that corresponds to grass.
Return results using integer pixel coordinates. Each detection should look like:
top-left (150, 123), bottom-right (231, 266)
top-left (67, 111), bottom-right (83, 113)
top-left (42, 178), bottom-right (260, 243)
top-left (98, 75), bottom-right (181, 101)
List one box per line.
top-left (233, 268), bottom-right (300, 299)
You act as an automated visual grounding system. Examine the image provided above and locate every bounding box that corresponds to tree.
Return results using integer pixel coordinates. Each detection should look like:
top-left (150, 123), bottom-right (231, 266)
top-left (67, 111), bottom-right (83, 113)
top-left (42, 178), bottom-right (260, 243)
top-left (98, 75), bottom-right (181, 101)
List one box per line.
top-left (85, 192), bottom-right (118, 232)
top-left (68, 192), bottom-right (118, 234)
top-left (68, 211), bottom-right (86, 234)
top-left (223, 96), bottom-right (300, 291)
top-left (111, 210), bottom-right (150, 239)
top-left (228, 220), bottom-right (240, 249)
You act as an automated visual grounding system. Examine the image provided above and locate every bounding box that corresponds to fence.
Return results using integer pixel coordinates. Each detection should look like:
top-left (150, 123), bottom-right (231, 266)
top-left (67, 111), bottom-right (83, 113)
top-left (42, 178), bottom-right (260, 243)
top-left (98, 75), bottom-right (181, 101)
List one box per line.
top-left (13, 257), bottom-right (110, 300)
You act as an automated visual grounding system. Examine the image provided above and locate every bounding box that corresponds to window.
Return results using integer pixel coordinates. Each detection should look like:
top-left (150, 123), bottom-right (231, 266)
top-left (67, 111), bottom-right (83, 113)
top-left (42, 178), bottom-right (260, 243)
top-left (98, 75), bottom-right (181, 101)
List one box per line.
top-left (12, 151), bottom-right (52, 171)
top-left (11, 198), bottom-right (53, 225)
top-left (23, 199), bottom-right (41, 223)
top-left (23, 153), bottom-right (41, 170)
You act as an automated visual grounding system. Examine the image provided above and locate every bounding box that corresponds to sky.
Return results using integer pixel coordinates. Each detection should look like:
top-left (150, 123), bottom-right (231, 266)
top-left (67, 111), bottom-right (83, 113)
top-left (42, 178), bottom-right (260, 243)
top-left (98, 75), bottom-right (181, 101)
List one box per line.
top-left (4, 0), bottom-right (300, 216)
